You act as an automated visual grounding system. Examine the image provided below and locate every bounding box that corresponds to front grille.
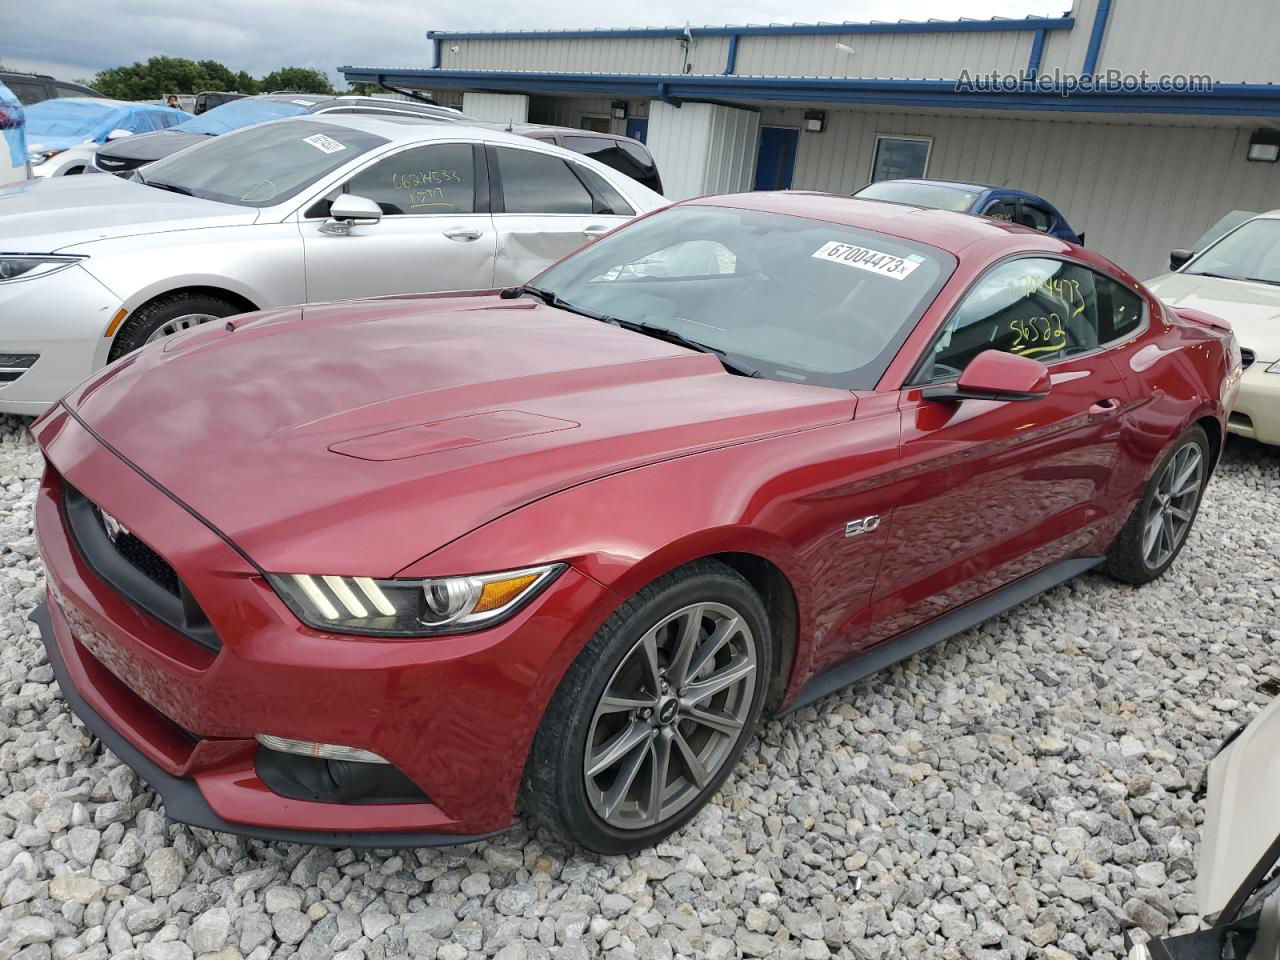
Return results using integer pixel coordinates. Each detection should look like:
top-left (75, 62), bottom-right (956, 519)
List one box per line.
top-left (62, 481), bottom-right (221, 651)
top-left (93, 153), bottom-right (144, 173)
top-left (0, 353), bottom-right (37, 384)
top-left (1241, 347), bottom-right (1256, 370)
top-left (92, 506), bottom-right (181, 595)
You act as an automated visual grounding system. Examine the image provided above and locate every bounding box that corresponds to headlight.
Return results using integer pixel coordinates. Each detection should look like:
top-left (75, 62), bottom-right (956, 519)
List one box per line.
top-left (268, 564), bottom-right (564, 637)
top-left (0, 254), bottom-right (87, 283)
top-left (28, 149), bottom-right (63, 166)
top-left (1268, 360), bottom-right (1280, 374)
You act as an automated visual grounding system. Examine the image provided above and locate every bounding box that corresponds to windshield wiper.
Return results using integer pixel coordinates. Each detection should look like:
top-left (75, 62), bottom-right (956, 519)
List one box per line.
top-left (609, 317), bottom-right (761, 378)
top-left (142, 179), bottom-right (193, 196)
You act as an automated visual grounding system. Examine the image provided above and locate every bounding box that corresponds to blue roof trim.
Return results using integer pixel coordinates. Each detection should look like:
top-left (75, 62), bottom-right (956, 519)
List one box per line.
top-left (425, 18), bottom-right (1075, 42)
top-left (339, 67), bottom-right (1280, 117)
top-left (1082, 0), bottom-right (1113, 76)
top-left (1026, 28), bottom-right (1046, 80)
top-left (724, 34), bottom-right (740, 76)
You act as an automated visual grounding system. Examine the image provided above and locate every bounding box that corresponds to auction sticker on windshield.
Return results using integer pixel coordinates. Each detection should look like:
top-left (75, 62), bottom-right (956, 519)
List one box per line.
top-left (302, 133), bottom-right (346, 154)
top-left (812, 241), bottom-right (923, 280)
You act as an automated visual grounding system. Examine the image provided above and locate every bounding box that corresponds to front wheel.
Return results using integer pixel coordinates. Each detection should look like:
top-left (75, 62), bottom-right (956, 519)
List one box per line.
top-left (523, 560), bottom-right (772, 854)
top-left (108, 292), bottom-right (241, 362)
top-left (1104, 425), bottom-right (1210, 584)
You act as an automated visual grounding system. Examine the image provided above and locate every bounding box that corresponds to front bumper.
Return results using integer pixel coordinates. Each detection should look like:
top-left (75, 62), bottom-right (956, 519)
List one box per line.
top-left (33, 406), bottom-right (617, 841)
top-left (0, 265), bottom-right (120, 415)
top-left (1228, 362), bottom-right (1280, 446)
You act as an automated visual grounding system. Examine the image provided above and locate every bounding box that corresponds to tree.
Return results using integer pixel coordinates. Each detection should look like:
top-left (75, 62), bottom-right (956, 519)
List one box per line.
top-left (92, 56), bottom-right (261, 99)
top-left (234, 71), bottom-right (259, 95)
top-left (258, 67), bottom-right (334, 95)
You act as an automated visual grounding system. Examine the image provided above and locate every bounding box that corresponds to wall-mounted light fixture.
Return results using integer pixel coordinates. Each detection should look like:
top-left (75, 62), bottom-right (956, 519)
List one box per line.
top-left (1247, 128), bottom-right (1280, 163)
top-left (804, 109), bottom-right (827, 134)
top-left (611, 100), bottom-right (628, 119)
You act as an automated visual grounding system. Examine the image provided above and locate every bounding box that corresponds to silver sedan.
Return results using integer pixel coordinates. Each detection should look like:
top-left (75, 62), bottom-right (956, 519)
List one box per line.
top-left (0, 114), bottom-right (666, 414)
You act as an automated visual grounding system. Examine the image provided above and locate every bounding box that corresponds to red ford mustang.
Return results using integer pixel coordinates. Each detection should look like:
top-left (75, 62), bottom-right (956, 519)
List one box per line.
top-left (32, 192), bottom-right (1240, 853)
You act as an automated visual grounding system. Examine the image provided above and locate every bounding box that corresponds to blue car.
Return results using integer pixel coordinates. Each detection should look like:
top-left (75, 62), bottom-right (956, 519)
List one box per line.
top-left (854, 178), bottom-right (1084, 245)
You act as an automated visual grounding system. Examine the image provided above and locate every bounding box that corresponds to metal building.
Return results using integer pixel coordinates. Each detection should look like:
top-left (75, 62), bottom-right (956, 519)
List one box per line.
top-left (343, 0), bottom-right (1280, 279)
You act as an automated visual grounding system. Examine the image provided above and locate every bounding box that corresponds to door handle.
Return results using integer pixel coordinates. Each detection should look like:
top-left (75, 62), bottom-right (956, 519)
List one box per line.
top-left (444, 227), bottom-right (483, 242)
top-left (1089, 397), bottom-right (1121, 416)
top-left (582, 225), bottom-right (610, 238)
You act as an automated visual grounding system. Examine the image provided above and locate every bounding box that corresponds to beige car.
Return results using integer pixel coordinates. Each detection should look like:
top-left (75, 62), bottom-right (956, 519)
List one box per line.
top-left (1147, 211), bottom-right (1280, 446)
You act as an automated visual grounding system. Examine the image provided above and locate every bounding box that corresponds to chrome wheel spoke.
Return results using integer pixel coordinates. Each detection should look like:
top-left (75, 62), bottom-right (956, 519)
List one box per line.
top-left (666, 605), bottom-right (703, 688)
top-left (586, 721), bottom-right (652, 778)
top-left (601, 733), bottom-right (651, 819)
top-left (672, 729), bottom-right (711, 788)
top-left (685, 657), bottom-right (755, 705)
top-left (1142, 510), bottom-right (1162, 561)
top-left (598, 689), bottom-right (658, 714)
top-left (636, 630), bottom-right (663, 692)
top-left (646, 734), bottom-right (673, 825)
top-left (683, 703), bottom-right (745, 736)
top-left (685, 615), bottom-right (740, 685)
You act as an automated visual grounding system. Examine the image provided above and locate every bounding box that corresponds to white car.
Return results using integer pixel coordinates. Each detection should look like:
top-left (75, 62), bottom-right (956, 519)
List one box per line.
top-left (1147, 210), bottom-right (1280, 447)
top-left (0, 114), bottom-right (666, 414)
top-left (24, 97), bottom-right (185, 177)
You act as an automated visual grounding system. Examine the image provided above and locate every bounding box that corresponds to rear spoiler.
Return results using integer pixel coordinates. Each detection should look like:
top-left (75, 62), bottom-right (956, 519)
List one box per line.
top-left (1173, 306), bottom-right (1232, 334)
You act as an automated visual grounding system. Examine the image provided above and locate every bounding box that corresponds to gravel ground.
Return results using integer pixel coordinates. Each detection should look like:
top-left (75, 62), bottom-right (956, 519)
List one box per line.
top-left (0, 412), bottom-right (1277, 960)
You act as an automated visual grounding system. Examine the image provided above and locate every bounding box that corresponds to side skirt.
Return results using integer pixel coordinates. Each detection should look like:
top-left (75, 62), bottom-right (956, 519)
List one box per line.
top-left (781, 556), bottom-right (1104, 715)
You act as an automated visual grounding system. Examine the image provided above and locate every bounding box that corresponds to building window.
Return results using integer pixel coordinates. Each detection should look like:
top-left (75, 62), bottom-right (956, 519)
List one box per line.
top-left (579, 115), bottom-right (611, 133)
top-left (869, 135), bottom-right (932, 184)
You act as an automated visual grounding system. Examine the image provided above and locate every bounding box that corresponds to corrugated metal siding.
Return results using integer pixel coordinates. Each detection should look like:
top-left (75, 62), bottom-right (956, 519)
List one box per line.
top-left (461, 92), bottom-right (529, 123)
top-left (768, 106), bottom-right (1280, 279)
top-left (1038, 0), bottom-right (1098, 76)
top-left (1096, 0), bottom-right (1280, 83)
top-left (441, 36), bottom-right (731, 76)
top-left (731, 30), bottom-right (1033, 79)
top-left (647, 102), bottom-right (758, 199)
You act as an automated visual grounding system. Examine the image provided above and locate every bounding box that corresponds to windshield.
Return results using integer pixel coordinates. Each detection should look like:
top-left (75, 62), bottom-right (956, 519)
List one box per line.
top-left (1185, 218), bottom-right (1280, 286)
top-left (25, 99), bottom-right (122, 141)
top-left (138, 120), bottom-right (387, 207)
top-left (855, 180), bottom-right (979, 213)
top-left (179, 99), bottom-right (310, 136)
top-left (532, 205), bottom-right (955, 389)
top-left (1191, 210), bottom-right (1258, 253)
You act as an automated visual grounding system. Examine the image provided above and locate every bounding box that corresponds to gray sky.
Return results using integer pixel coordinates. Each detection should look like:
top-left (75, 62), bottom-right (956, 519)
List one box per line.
top-left (4, 0), bottom-right (1068, 86)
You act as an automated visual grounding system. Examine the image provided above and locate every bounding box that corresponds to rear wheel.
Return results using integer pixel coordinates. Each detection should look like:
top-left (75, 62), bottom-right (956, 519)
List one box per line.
top-left (523, 560), bottom-right (771, 853)
top-left (108, 292), bottom-right (241, 362)
top-left (1105, 425), bottom-right (1210, 584)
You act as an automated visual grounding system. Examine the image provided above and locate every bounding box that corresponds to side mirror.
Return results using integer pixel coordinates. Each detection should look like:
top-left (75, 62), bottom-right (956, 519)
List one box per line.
top-left (105, 128), bottom-right (134, 141)
top-left (321, 193), bottom-right (383, 236)
top-left (1170, 248), bottom-right (1195, 270)
top-left (922, 350), bottom-right (1051, 403)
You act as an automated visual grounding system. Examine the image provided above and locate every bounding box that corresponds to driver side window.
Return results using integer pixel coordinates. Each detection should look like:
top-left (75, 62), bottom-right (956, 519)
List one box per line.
top-left (595, 240), bottom-right (738, 281)
top-left (344, 143), bottom-right (476, 216)
top-left (921, 258), bottom-right (1140, 382)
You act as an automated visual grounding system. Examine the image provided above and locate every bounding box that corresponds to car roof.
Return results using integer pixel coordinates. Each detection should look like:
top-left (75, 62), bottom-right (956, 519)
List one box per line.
top-left (688, 191), bottom-right (1052, 256)
top-left (28, 96), bottom-right (145, 109)
top-left (873, 177), bottom-right (1057, 204)
top-left (263, 112), bottom-right (584, 150)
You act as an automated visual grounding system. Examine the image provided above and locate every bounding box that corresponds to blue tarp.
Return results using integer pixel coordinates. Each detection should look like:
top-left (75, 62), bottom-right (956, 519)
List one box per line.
top-left (24, 98), bottom-right (184, 151)
top-left (0, 81), bottom-right (26, 170)
top-left (178, 98), bottom-right (310, 136)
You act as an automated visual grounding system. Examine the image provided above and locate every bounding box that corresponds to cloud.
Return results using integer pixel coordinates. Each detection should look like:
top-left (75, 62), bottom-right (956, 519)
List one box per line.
top-left (5, 0), bottom-right (1068, 85)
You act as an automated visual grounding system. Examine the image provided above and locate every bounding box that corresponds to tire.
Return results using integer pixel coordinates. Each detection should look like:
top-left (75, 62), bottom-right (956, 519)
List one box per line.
top-left (523, 559), bottom-right (772, 854)
top-left (1104, 424), bottom-right (1210, 585)
top-left (108, 292), bottom-right (240, 362)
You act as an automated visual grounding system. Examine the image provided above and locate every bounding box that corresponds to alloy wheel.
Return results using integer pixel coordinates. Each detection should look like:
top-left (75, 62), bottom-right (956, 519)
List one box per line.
top-left (1143, 441), bottom-right (1204, 569)
top-left (144, 313), bottom-right (220, 344)
top-left (583, 601), bottom-right (757, 829)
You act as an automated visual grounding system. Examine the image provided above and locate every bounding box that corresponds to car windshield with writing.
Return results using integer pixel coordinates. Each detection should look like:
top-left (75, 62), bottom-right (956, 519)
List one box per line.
top-left (1185, 217), bottom-right (1280, 286)
top-left (532, 204), bottom-right (955, 389)
top-left (177, 98), bottom-right (311, 136)
top-left (138, 120), bottom-right (387, 207)
top-left (854, 180), bottom-right (979, 213)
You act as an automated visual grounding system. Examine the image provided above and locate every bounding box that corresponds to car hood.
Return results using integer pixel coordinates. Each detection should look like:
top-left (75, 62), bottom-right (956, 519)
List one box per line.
top-left (0, 173), bottom-right (255, 251)
top-left (96, 129), bottom-right (205, 163)
top-left (1148, 272), bottom-right (1280, 362)
top-left (62, 295), bottom-right (856, 576)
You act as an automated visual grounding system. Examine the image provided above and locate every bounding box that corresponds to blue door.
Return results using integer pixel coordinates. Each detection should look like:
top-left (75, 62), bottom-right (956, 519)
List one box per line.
top-left (625, 117), bottom-right (648, 143)
top-left (754, 127), bottom-right (799, 190)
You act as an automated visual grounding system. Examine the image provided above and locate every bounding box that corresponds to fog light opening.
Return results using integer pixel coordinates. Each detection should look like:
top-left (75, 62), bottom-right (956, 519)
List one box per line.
top-left (256, 733), bottom-right (388, 764)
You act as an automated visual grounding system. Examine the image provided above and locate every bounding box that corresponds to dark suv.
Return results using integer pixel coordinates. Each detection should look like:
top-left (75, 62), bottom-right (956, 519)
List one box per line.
top-left (93, 94), bottom-right (468, 174)
top-left (194, 91), bottom-right (247, 115)
top-left (0, 71), bottom-right (101, 106)
top-left (492, 124), bottom-right (662, 194)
